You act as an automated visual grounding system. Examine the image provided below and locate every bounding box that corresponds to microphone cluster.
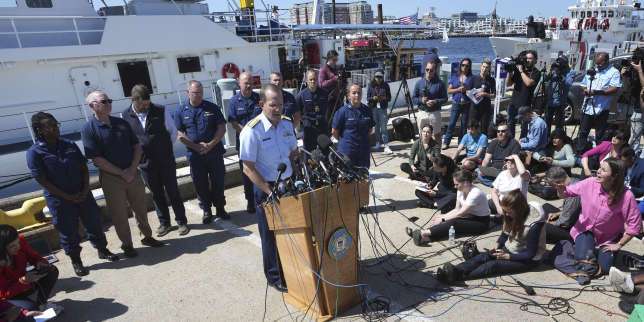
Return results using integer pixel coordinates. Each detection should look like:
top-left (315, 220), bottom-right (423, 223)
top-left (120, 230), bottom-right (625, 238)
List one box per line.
top-left (271, 134), bottom-right (369, 198)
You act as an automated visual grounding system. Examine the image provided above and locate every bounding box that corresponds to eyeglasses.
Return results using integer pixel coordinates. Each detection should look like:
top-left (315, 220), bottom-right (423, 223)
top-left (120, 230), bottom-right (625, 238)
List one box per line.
top-left (93, 99), bottom-right (112, 105)
top-left (425, 68), bottom-right (432, 71)
top-left (461, 64), bottom-right (470, 67)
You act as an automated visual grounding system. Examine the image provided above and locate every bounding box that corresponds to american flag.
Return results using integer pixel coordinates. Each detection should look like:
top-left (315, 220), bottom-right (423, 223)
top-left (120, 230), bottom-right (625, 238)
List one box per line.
top-left (399, 13), bottom-right (418, 25)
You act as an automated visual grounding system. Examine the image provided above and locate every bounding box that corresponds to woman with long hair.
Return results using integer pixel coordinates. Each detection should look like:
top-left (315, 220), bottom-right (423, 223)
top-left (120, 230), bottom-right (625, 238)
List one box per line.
top-left (436, 190), bottom-right (548, 283)
top-left (407, 170), bottom-right (490, 245)
top-left (399, 125), bottom-right (441, 181)
top-left (532, 128), bottom-right (575, 173)
top-left (580, 129), bottom-right (627, 177)
top-left (443, 57), bottom-right (474, 149)
top-left (0, 225), bottom-right (61, 313)
top-left (555, 158), bottom-right (642, 284)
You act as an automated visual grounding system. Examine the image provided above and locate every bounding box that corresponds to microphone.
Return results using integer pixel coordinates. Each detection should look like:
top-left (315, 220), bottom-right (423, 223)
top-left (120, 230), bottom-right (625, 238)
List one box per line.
top-left (272, 163), bottom-right (288, 197)
top-left (317, 134), bottom-right (351, 166)
top-left (512, 277), bottom-right (536, 296)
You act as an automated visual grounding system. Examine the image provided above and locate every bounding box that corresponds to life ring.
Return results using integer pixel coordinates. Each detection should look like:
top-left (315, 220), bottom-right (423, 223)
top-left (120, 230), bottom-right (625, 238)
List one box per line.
top-left (221, 63), bottom-right (240, 79)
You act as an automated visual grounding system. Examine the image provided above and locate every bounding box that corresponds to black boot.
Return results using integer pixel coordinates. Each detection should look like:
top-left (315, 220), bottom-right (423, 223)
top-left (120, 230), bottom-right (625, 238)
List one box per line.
top-left (216, 207), bottom-right (230, 220)
top-left (70, 255), bottom-right (89, 277)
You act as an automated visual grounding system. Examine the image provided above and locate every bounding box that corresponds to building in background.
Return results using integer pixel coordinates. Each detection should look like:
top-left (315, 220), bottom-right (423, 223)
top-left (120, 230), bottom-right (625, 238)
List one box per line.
top-left (290, 1), bottom-right (373, 25)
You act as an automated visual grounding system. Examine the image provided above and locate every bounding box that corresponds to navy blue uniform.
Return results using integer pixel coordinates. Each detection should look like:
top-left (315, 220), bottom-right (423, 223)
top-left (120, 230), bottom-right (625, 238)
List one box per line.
top-left (281, 90), bottom-right (297, 120)
top-left (174, 100), bottom-right (227, 212)
top-left (26, 139), bottom-right (107, 257)
top-left (295, 87), bottom-right (329, 151)
top-left (81, 116), bottom-right (138, 169)
top-left (332, 103), bottom-right (375, 168)
top-left (228, 91), bottom-right (261, 206)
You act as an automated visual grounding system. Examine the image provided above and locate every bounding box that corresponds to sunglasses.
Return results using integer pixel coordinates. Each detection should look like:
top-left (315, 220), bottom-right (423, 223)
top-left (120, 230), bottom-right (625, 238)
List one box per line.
top-left (94, 99), bottom-right (112, 105)
top-left (425, 68), bottom-right (433, 71)
top-left (461, 64), bottom-right (470, 67)
top-left (497, 129), bottom-right (508, 133)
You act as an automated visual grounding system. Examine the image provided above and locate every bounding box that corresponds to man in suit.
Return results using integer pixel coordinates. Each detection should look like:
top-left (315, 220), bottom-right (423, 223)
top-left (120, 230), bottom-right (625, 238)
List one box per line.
top-left (121, 85), bottom-right (189, 237)
top-left (621, 146), bottom-right (644, 198)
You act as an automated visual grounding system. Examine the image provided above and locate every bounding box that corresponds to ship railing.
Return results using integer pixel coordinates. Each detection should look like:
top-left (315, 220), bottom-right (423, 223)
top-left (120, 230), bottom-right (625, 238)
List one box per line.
top-left (0, 16), bottom-right (106, 49)
top-left (205, 8), bottom-right (293, 43)
top-left (0, 81), bottom-right (223, 146)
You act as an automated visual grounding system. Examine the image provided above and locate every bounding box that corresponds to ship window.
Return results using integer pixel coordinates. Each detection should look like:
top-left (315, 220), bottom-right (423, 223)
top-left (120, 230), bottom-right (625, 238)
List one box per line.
top-left (177, 56), bottom-right (201, 73)
top-left (601, 11), bottom-right (606, 18)
top-left (0, 0), bottom-right (17, 7)
top-left (592, 11), bottom-right (598, 17)
top-left (25, 0), bottom-right (52, 8)
top-left (587, 11), bottom-right (591, 17)
top-left (117, 61), bottom-right (153, 97)
top-left (608, 11), bottom-right (614, 17)
top-left (580, 11), bottom-right (585, 18)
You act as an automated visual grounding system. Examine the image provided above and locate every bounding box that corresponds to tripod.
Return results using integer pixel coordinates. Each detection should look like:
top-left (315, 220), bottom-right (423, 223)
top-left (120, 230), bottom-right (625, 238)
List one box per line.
top-left (388, 75), bottom-right (420, 142)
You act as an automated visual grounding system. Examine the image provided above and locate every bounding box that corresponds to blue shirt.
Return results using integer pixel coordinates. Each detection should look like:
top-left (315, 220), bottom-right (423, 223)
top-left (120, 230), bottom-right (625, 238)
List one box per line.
top-left (332, 103), bottom-right (375, 167)
top-left (26, 139), bottom-right (86, 198)
top-left (239, 113), bottom-right (297, 181)
top-left (581, 65), bottom-right (622, 115)
top-left (295, 87), bottom-right (329, 127)
top-left (460, 133), bottom-right (488, 158)
top-left (448, 74), bottom-right (473, 104)
top-left (412, 76), bottom-right (448, 111)
top-left (282, 90), bottom-right (298, 119)
top-left (173, 100), bottom-right (226, 157)
top-left (227, 91), bottom-right (260, 126)
top-left (81, 116), bottom-right (138, 170)
top-left (519, 116), bottom-right (548, 152)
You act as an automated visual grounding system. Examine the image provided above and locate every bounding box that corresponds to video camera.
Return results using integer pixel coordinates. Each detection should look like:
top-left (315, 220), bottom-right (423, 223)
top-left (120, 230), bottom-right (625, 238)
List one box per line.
top-left (620, 47), bottom-right (643, 99)
top-left (504, 51), bottom-right (529, 74)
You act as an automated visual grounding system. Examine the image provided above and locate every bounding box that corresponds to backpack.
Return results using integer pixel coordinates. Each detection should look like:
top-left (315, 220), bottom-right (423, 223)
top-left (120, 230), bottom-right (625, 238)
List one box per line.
top-left (392, 117), bottom-right (415, 142)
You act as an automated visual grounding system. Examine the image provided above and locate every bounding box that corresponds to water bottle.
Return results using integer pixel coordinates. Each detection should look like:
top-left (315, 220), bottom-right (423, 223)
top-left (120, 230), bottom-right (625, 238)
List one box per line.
top-left (448, 226), bottom-right (456, 244)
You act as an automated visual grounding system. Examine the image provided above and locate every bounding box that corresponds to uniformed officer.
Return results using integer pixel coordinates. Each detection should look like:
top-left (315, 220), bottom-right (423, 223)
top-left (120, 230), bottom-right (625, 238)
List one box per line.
top-left (269, 72), bottom-right (298, 128)
top-left (121, 84), bottom-right (189, 237)
top-left (27, 112), bottom-right (119, 276)
top-left (174, 80), bottom-right (229, 224)
top-left (228, 72), bottom-right (261, 213)
top-left (295, 69), bottom-right (329, 152)
top-left (81, 91), bottom-right (164, 259)
top-left (239, 84), bottom-right (298, 292)
top-left (332, 83), bottom-right (376, 168)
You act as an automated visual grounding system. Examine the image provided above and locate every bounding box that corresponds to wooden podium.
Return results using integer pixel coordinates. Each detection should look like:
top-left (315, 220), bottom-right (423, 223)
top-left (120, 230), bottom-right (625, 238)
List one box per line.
top-left (263, 181), bottom-right (369, 321)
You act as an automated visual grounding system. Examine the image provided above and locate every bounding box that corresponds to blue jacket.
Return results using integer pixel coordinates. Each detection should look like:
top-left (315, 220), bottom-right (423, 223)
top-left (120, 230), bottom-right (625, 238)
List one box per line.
top-left (627, 158), bottom-right (644, 198)
top-left (366, 82), bottom-right (391, 109)
top-left (412, 77), bottom-right (447, 112)
top-left (519, 116), bottom-right (548, 152)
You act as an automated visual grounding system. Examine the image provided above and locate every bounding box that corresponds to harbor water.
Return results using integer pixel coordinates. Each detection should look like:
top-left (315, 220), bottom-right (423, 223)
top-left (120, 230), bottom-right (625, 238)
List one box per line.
top-left (0, 38), bottom-right (496, 200)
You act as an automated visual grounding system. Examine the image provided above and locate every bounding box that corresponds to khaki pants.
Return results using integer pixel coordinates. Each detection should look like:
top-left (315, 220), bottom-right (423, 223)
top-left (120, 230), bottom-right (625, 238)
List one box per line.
top-left (100, 171), bottom-right (152, 248)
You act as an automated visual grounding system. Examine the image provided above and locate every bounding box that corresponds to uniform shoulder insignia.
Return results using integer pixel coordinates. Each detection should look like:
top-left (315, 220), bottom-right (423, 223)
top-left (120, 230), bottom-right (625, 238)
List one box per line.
top-left (246, 115), bottom-right (262, 128)
top-left (281, 115), bottom-right (292, 121)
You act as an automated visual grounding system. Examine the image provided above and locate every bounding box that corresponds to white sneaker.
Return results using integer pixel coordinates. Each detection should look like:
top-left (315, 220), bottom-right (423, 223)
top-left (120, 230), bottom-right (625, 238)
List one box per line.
top-left (383, 145), bottom-right (393, 154)
top-left (609, 267), bottom-right (634, 293)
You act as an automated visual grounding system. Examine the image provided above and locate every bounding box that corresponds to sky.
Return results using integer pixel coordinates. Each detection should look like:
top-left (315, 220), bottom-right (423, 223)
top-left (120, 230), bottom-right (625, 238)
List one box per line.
top-left (94, 0), bottom-right (570, 19)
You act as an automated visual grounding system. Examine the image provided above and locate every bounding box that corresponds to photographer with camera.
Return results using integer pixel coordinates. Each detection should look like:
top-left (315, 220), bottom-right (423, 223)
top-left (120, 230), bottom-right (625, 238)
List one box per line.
top-left (506, 50), bottom-right (541, 139)
top-left (624, 48), bottom-right (644, 155)
top-left (412, 55), bottom-right (447, 143)
top-left (578, 52), bottom-right (622, 144)
top-left (544, 56), bottom-right (575, 132)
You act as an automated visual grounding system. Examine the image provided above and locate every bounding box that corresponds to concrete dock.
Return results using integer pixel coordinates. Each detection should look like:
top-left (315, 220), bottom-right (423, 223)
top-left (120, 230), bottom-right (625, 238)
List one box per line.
top-left (43, 141), bottom-right (642, 322)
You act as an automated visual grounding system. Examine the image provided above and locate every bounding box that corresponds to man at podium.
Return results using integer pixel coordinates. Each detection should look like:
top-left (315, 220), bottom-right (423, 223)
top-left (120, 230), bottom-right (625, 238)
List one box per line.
top-left (238, 84), bottom-right (298, 293)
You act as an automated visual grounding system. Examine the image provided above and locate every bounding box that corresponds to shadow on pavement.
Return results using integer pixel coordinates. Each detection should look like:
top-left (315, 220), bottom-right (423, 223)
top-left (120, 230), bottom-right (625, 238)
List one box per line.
top-left (88, 228), bottom-right (250, 271)
top-left (56, 297), bottom-right (128, 322)
top-left (53, 277), bottom-right (95, 296)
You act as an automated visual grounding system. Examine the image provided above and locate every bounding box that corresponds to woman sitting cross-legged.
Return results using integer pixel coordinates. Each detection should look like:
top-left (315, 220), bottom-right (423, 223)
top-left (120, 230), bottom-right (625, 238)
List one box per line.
top-left (489, 153), bottom-right (529, 217)
top-left (400, 125), bottom-right (441, 182)
top-left (553, 158), bottom-right (642, 285)
top-left (407, 169), bottom-right (490, 246)
top-left (436, 190), bottom-right (547, 283)
top-left (414, 154), bottom-right (456, 211)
